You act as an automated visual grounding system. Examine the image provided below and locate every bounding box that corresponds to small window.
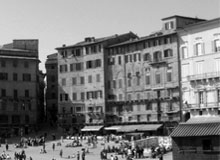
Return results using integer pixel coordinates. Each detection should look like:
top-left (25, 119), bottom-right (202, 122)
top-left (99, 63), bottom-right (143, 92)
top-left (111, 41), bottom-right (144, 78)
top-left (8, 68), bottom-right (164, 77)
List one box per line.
top-left (88, 75), bottom-right (92, 83)
top-left (195, 43), bottom-right (203, 56)
top-left (61, 78), bottom-right (66, 86)
top-left (144, 53), bottom-right (151, 61)
top-left (155, 72), bottom-right (161, 84)
top-left (199, 91), bottom-right (204, 104)
top-left (72, 77), bottom-right (77, 85)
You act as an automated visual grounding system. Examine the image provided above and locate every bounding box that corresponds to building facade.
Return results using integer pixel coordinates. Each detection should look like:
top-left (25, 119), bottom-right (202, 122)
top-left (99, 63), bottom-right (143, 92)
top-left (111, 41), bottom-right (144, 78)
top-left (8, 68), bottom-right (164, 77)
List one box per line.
top-left (45, 53), bottom-right (58, 125)
top-left (55, 32), bottom-right (137, 132)
top-left (106, 16), bottom-right (205, 133)
top-left (179, 18), bottom-right (220, 119)
top-left (0, 39), bottom-right (41, 137)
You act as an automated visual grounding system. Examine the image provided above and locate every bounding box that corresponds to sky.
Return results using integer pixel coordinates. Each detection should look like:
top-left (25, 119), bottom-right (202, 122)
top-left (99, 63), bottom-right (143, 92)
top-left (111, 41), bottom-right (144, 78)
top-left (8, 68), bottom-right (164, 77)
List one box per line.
top-left (0, 0), bottom-right (219, 72)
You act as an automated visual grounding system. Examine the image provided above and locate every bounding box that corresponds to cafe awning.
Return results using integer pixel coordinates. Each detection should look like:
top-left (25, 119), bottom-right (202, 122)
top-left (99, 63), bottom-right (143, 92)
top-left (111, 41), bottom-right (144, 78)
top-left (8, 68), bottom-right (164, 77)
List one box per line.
top-left (117, 124), bottom-right (163, 132)
top-left (170, 116), bottom-right (220, 137)
top-left (81, 125), bottom-right (103, 132)
top-left (104, 126), bottom-right (122, 130)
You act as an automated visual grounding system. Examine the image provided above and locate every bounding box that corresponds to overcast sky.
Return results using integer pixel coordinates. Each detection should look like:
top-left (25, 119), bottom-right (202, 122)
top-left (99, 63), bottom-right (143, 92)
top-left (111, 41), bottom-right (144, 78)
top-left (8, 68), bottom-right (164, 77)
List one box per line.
top-left (0, 0), bottom-right (219, 72)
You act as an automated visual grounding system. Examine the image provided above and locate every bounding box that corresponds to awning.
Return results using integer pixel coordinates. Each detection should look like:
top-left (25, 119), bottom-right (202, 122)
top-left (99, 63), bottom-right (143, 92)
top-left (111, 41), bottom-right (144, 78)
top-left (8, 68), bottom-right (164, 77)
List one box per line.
top-left (81, 125), bottom-right (103, 132)
top-left (170, 116), bottom-right (220, 137)
top-left (117, 124), bottom-right (163, 132)
top-left (104, 126), bottom-right (122, 130)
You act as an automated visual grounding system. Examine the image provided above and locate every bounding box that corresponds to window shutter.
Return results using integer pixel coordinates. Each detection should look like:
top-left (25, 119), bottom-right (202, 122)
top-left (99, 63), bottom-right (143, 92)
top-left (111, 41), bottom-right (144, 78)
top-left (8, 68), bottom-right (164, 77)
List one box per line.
top-left (193, 44), bottom-right (197, 56)
top-left (212, 41), bottom-right (215, 53)
top-left (202, 42), bottom-right (205, 54)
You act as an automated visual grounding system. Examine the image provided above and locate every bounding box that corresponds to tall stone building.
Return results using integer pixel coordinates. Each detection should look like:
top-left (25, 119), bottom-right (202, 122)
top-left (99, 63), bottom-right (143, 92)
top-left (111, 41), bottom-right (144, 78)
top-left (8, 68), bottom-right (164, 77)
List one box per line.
top-left (45, 53), bottom-right (58, 125)
top-left (56, 32), bottom-right (137, 132)
top-left (179, 18), bottom-right (220, 120)
top-left (0, 39), bottom-right (42, 137)
top-left (106, 16), bottom-right (205, 133)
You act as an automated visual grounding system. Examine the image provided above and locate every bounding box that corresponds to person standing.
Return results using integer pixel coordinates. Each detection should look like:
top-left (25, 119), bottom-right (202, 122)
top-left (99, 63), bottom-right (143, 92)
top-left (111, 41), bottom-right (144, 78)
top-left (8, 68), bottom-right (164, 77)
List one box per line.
top-left (77, 151), bottom-right (80, 160)
top-left (52, 143), bottom-right (55, 151)
top-left (59, 149), bottom-right (63, 158)
top-left (5, 143), bottom-right (8, 151)
top-left (81, 150), bottom-right (85, 160)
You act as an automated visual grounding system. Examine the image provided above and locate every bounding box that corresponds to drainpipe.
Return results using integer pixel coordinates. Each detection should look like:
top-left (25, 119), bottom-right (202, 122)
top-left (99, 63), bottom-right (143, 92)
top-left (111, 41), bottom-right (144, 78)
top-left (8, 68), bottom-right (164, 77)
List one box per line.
top-left (177, 34), bottom-right (183, 122)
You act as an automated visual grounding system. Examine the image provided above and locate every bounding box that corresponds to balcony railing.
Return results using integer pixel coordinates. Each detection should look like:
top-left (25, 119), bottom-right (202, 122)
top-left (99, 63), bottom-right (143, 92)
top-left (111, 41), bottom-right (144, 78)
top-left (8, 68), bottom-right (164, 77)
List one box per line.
top-left (187, 72), bottom-right (220, 81)
top-left (149, 59), bottom-right (167, 65)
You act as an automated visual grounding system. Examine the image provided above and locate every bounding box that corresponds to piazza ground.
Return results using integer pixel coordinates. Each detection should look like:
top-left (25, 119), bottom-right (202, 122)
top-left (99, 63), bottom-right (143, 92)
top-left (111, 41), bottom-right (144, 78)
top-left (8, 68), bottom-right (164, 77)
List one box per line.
top-left (0, 136), bottom-right (172, 160)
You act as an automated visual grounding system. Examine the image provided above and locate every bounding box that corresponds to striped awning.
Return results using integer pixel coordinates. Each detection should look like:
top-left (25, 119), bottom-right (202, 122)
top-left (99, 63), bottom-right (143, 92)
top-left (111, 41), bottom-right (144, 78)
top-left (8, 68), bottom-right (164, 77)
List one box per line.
top-left (81, 125), bottom-right (103, 132)
top-left (117, 124), bottom-right (162, 132)
top-left (170, 116), bottom-right (220, 137)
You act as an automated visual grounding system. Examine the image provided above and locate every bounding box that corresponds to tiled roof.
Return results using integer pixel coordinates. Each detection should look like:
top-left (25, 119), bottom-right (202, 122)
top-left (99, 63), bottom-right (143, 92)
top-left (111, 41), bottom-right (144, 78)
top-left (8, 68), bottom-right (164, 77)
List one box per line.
top-left (170, 116), bottom-right (220, 137)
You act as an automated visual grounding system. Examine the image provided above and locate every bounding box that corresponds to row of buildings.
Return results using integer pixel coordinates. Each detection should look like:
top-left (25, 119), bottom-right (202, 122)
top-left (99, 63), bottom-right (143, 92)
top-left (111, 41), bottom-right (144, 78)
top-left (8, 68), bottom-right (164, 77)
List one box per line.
top-left (0, 40), bottom-right (45, 137)
top-left (45, 15), bottom-right (220, 134)
top-left (0, 15), bottom-right (219, 137)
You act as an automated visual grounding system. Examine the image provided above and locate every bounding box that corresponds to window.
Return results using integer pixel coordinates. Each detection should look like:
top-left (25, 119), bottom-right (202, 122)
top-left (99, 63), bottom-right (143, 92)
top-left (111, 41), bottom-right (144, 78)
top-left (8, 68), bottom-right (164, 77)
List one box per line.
top-left (182, 64), bottom-right (189, 78)
top-left (147, 114), bottom-right (151, 121)
top-left (195, 43), bottom-right (203, 56)
top-left (144, 53), bottom-right (151, 61)
top-left (129, 55), bottom-right (132, 62)
top-left (136, 72), bottom-right (141, 86)
top-left (128, 79), bottom-right (131, 87)
top-left (182, 47), bottom-right (188, 59)
top-left (214, 39), bottom-right (220, 52)
top-left (60, 94), bottom-right (63, 101)
top-left (118, 56), bottom-right (121, 65)
top-left (81, 92), bottom-right (84, 100)
top-left (61, 78), bottom-right (66, 86)
top-left (13, 60), bottom-right (18, 67)
top-left (164, 49), bottom-right (173, 58)
top-left (155, 72), bottom-right (161, 84)
top-left (217, 89), bottom-right (220, 102)
top-left (80, 77), bottom-right (84, 84)
top-left (128, 94), bottom-right (132, 101)
top-left (1, 89), bottom-right (6, 97)
top-left (13, 73), bottom-right (18, 81)
top-left (125, 55), bottom-right (128, 63)
top-left (119, 79), bottom-right (122, 88)
top-left (60, 64), bottom-right (68, 73)
top-left (96, 74), bottom-right (100, 82)
top-left (25, 90), bottom-right (29, 97)
top-left (13, 103), bottom-right (18, 111)
top-left (0, 73), bottom-right (8, 80)
top-left (164, 37), bottom-right (171, 44)
top-left (65, 94), bottom-right (68, 101)
top-left (133, 54), bottom-right (137, 62)
top-left (95, 59), bottom-right (101, 67)
top-left (88, 75), bottom-right (92, 83)
top-left (146, 74), bottom-right (150, 85)
top-left (23, 74), bottom-right (31, 81)
top-left (72, 77), bottom-right (77, 85)
top-left (113, 80), bottom-right (116, 89)
top-left (86, 61), bottom-right (92, 69)
top-left (199, 91), bottom-right (204, 104)
top-left (167, 66), bottom-right (172, 82)
top-left (165, 21), bottom-right (174, 30)
top-left (202, 139), bottom-right (212, 150)
top-left (153, 51), bottom-right (162, 62)
top-left (196, 61), bottom-right (204, 74)
top-left (24, 61), bottom-right (29, 68)
top-left (14, 90), bottom-right (18, 99)
top-left (146, 103), bottom-right (152, 110)
top-left (1, 60), bottom-right (6, 67)
top-left (72, 93), bottom-right (77, 100)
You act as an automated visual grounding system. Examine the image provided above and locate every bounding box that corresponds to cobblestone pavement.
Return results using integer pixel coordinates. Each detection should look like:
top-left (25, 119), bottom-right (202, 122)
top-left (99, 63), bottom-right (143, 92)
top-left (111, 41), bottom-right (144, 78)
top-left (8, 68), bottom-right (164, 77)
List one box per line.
top-left (0, 138), bottom-right (173, 160)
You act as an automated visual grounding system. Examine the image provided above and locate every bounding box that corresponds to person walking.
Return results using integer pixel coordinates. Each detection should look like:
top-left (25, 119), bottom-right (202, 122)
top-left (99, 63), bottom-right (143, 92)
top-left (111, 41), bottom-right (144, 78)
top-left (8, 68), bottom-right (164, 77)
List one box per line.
top-left (5, 143), bottom-right (8, 151)
top-left (59, 149), bottom-right (63, 158)
top-left (81, 150), bottom-right (85, 160)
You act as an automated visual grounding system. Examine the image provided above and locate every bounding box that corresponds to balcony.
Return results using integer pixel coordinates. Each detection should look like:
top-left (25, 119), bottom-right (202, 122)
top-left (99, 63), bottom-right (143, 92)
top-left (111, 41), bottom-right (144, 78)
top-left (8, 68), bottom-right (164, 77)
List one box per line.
top-left (149, 59), bottom-right (167, 66)
top-left (151, 81), bottom-right (179, 90)
top-left (187, 72), bottom-right (220, 82)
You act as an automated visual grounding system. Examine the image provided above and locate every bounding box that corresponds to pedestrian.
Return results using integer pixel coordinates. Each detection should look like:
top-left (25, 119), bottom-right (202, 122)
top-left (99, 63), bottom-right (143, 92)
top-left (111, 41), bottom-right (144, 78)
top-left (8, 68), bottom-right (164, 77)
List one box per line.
top-left (5, 143), bottom-right (8, 151)
top-left (77, 151), bottom-right (80, 160)
top-left (81, 149), bottom-right (85, 160)
top-left (29, 156), bottom-right (33, 160)
top-left (52, 143), bottom-right (55, 151)
top-left (59, 149), bottom-right (63, 157)
top-left (110, 155), bottom-right (114, 160)
top-left (114, 155), bottom-right (118, 160)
